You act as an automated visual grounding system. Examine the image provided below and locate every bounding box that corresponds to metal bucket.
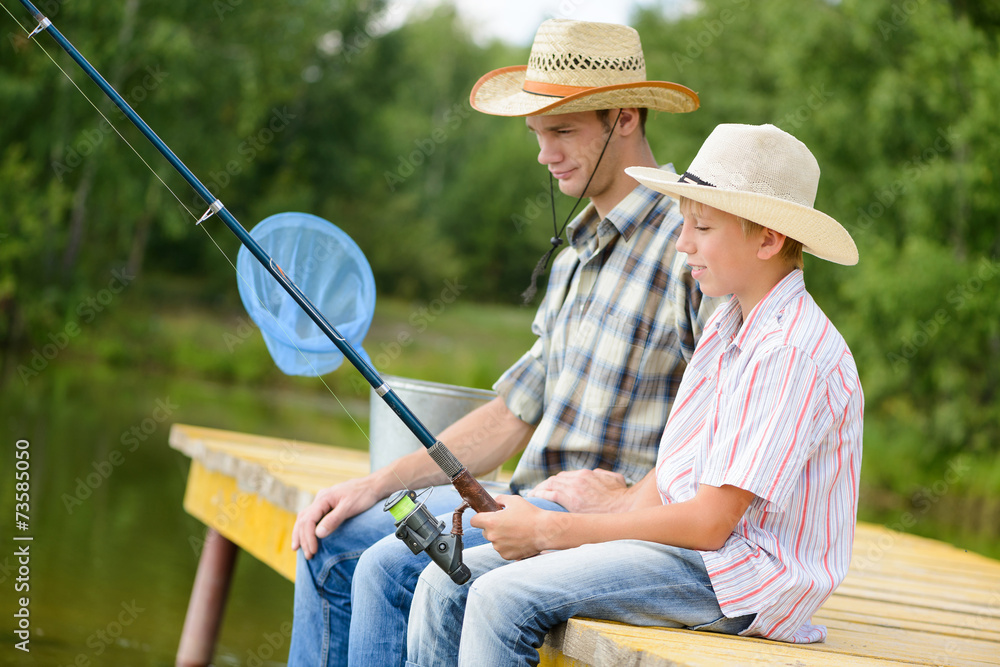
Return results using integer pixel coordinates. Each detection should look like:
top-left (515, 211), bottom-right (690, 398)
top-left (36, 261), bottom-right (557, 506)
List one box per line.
top-left (369, 375), bottom-right (497, 474)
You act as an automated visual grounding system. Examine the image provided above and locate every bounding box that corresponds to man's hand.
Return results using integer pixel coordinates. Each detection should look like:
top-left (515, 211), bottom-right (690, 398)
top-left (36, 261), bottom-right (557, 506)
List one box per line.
top-left (291, 477), bottom-right (382, 559)
top-left (525, 468), bottom-right (630, 513)
top-left (471, 494), bottom-right (563, 561)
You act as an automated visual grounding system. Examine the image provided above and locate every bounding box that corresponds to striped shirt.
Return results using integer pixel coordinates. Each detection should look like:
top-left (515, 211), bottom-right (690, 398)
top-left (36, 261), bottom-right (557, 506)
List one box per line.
top-left (655, 270), bottom-right (864, 643)
top-left (495, 172), bottom-right (719, 492)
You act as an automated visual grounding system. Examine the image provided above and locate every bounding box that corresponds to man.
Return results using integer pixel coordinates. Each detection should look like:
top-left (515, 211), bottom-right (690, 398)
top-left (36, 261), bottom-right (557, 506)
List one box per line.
top-left (289, 19), bottom-right (716, 666)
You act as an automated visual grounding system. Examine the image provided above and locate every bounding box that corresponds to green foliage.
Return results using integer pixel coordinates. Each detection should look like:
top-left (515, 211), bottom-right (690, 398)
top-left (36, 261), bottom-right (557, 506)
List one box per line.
top-left (2, 0), bottom-right (998, 506)
top-left (633, 0), bottom-right (1000, 502)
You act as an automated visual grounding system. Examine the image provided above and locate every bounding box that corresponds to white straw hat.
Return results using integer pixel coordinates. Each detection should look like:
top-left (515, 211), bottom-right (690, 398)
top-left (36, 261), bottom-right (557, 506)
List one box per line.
top-left (626, 124), bottom-right (859, 265)
top-left (470, 19), bottom-right (699, 117)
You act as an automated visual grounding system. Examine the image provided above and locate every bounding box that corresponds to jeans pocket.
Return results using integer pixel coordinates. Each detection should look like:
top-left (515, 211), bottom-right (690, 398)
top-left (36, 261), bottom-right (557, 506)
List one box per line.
top-left (690, 613), bottom-right (756, 635)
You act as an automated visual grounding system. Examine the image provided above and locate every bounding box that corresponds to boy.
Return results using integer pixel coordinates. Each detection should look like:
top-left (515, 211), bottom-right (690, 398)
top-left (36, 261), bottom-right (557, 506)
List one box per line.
top-left (405, 123), bottom-right (864, 666)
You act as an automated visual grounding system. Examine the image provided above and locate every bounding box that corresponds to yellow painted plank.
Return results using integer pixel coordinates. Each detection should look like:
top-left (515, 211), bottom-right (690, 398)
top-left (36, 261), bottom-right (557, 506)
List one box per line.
top-left (183, 460), bottom-right (298, 581)
top-left (170, 422), bottom-right (509, 504)
top-left (173, 423), bottom-right (510, 580)
top-left (536, 647), bottom-right (589, 667)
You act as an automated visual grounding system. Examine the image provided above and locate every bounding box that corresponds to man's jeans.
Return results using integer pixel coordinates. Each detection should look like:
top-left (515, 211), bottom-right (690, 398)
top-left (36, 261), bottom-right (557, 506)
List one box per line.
top-left (287, 482), bottom-right (560, 666)
top-left (406, 539), bottom-right (755, 667)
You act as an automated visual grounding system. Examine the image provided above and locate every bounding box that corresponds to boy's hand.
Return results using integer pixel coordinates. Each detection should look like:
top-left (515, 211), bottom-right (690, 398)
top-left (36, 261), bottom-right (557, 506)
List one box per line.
top-left (526, 469), bottom-right (630, 513)
top-left (471, 494), bottom-right (562, 561)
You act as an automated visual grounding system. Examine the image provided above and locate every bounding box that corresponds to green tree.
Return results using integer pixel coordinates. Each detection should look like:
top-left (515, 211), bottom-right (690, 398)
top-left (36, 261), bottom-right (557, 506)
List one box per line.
top-left (636, 0), bottom-right (1000, 499)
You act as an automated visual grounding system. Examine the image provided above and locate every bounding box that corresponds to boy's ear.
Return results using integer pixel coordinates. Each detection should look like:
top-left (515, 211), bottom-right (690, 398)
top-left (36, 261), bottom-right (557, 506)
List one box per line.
top-left (757, 228), bottom-right (788, 261)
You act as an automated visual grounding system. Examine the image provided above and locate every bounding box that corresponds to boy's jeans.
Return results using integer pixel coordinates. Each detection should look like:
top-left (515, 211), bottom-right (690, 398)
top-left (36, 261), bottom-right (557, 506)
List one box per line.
top-left (406, 540), bottom-right (755, 667)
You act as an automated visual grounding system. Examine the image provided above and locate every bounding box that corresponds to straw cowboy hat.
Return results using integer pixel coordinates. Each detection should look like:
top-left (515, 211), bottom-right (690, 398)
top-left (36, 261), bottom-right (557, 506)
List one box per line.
top-left (626, 124), bottom-right (859, 265)
top-left (470, 19), bottom-right (699, 117)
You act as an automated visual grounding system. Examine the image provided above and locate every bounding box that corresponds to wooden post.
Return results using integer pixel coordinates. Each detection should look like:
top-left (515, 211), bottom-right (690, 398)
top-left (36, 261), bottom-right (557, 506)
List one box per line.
top-left (176, 528), bottom-right (239, 667)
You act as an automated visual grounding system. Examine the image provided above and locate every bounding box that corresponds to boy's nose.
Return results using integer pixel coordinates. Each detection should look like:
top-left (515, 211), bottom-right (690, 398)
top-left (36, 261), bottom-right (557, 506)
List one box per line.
top-left (676, 220), bottom-right (695, 254)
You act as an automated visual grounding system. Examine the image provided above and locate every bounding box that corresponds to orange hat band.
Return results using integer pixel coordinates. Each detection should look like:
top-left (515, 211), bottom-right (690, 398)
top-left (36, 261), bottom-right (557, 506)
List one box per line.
top-left (521, 79), bottom-right (592, 98)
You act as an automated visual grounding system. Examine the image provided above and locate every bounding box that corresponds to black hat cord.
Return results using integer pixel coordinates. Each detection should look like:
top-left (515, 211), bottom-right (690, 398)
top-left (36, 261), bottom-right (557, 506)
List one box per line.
top-left (521, 109), bottom-right (623, 304)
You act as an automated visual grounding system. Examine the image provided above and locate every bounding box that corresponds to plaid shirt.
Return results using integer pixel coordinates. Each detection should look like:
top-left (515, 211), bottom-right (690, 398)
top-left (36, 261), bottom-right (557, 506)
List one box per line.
top-left (495, 174), bottom-right (719, 492)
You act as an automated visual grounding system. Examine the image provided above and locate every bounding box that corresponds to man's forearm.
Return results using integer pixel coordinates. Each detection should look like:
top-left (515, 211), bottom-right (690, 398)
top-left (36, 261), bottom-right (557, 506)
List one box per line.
top-left (368, 396), bottom-right (534, 495)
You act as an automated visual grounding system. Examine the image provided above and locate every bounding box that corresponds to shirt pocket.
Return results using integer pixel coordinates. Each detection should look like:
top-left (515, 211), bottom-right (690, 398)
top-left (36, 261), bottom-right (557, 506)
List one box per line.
top-left (578, 309), bottom-right (652, 411)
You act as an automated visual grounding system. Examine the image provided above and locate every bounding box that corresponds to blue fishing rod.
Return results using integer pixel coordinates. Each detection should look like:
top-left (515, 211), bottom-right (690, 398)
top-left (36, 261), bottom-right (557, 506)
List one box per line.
top-left (15, 0), bottom-right (499, 583)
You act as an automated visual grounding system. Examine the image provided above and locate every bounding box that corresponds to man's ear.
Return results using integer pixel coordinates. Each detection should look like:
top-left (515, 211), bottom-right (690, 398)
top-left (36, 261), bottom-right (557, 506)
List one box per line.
top-left (757, 228), bottom-right (788, 260)
top-left (616, 107), bottom-right (643, 136)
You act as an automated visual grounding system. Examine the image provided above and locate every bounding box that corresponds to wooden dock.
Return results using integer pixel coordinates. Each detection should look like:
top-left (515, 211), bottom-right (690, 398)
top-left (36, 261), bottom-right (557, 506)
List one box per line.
top-left (170, 423), bottom-right (1000, 666)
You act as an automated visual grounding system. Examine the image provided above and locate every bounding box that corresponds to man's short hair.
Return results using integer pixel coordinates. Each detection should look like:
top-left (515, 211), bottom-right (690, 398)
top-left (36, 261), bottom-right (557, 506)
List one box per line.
top-left (596, 108), bottom-right (648, 136)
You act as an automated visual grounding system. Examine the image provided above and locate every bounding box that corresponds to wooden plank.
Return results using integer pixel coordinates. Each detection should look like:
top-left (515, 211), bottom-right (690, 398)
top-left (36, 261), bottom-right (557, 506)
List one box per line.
top-left (170, 423), bottom-right (1000, 666)
top-left (538, 518), bottom-right (1000, 666)
top-left (833, 581), bottom-right (1000, 619)
top-left (816, 617), bottom-right (1000, 666)
top-left (169, 423), bottom-right (509, 512)
top-left (170, 424), bottom-right (370, 514)
top-left (540, 618), bottom-right (918, 667)
top-left (850, 524), bottom-right (1000, 576)
top-left (848, 546), bottom-right (1000, 582)
top-left (846, 552), bottom-right (1000, 588)
top-left (183, 461), bottom-right (299, 581)
top-left (173, 423), bottom-right (510, 582)
top-left (816, 595), bottom-right (1000, 639)
top-left (849, 564), bottom-right (1000, 592)
top-left (542, 615), bottom-right (1000, 667)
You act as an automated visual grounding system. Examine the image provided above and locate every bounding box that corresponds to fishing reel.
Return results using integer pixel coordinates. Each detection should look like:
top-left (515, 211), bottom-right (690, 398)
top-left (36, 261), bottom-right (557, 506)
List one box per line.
top-left (384, 489), bottom-right (471, 585)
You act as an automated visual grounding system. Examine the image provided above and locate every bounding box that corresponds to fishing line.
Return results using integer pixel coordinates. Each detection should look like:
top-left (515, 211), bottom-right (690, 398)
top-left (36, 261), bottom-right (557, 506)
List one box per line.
top-left (12, 1), bottom-right (508, 588)
top-left (7, 2), bottom-right (505, 508)
top-left (2, 2), bottom-right (191, 215)
top-left (2, 1), bottom-right (388, 468)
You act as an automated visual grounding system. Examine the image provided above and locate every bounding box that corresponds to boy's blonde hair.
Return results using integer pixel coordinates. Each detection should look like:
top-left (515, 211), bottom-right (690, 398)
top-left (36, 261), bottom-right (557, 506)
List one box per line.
top-left (680, 198), bottom-right (804, 269)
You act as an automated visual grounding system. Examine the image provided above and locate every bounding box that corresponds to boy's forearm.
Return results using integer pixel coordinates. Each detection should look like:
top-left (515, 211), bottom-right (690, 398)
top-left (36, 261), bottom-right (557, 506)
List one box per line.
top-left (537, 484), bottom-right (753, 553)
top-left (621, 471), bottom-right (661, 511)
top-left (538, 506), bottom-right (710, 552)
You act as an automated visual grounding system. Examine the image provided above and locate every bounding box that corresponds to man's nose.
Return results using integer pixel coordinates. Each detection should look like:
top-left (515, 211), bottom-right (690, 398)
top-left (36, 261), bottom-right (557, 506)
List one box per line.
top-left (536, 138), bottom-right (560, 166)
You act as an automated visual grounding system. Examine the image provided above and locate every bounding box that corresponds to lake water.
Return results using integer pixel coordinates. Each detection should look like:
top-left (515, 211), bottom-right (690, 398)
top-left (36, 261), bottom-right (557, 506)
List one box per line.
top-left (1, 361), bottom-right (367, 666)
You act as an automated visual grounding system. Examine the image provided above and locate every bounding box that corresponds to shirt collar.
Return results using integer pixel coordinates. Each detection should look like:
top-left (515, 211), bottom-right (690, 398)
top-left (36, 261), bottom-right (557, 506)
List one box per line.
top-left (712, 269), bottom-right (808, 348)
top-left (566, 163), bottom-right (676, 248)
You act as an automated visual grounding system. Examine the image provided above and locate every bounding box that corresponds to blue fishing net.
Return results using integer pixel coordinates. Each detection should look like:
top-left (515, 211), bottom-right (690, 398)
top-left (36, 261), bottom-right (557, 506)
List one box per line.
top-left (236, 212), bottom-right (376, 377)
